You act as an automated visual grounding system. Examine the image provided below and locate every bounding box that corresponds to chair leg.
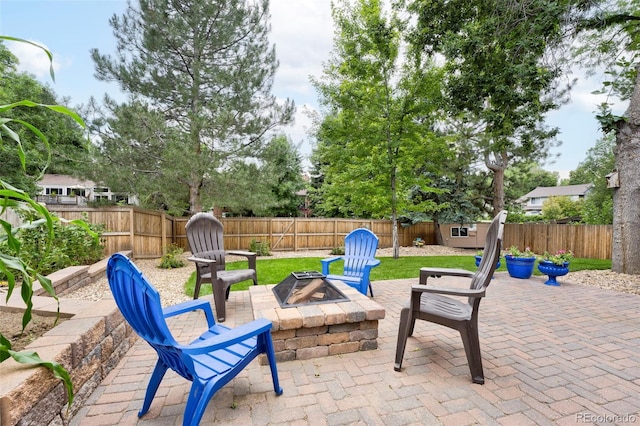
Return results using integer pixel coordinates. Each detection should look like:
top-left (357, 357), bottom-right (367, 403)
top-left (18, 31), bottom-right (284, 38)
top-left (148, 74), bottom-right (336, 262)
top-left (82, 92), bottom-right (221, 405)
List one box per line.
top-left (368, 281), bottom-right (374, 297)
top-left (459, 322), bottom-right (484, 384)
top-left (259, 332), bottom-right (283, 395)
top-left (408, 317), bottom-right (416, 337)
top-left (394, 307), bottom-right (412, 371)
top-left (212, 283), bottom-right (227, 322)
top-left (193, 276), bottom-right (202, 300)
top-left (139, 360), bottom-right (168, 417)
top-left (184, 380), bottom-right (215, 426)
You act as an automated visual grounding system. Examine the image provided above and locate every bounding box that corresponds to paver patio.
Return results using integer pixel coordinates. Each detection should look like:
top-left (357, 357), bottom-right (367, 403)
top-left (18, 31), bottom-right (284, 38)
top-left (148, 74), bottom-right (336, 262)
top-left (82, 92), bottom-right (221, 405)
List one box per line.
top-left (70, 273), bottom-right (640, 425)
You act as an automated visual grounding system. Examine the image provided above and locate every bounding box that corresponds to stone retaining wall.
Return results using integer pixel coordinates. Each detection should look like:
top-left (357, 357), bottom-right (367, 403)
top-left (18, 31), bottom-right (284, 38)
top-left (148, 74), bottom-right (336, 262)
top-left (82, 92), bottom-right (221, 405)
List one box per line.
top-left (0, 252), bottom-right (135, 426)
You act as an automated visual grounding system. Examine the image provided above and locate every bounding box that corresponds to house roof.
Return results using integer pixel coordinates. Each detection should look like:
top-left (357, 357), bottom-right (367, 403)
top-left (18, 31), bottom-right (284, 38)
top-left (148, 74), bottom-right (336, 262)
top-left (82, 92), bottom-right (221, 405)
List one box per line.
top-left (38, 174), bottom-right (97, 188)
top-left (519, 183), bottom-right (593, 201)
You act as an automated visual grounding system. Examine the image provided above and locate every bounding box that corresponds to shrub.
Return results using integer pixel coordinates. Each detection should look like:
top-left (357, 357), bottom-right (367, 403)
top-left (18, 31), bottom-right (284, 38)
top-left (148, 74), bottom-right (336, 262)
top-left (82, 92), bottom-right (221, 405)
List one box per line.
top-left (0, 213), bottom-right (104, 277)
top-left (250, 239), bottom-right (271, 256)
top-left (506, 245), bottom-right (535, 258)
top-left (331, 246), bottom-right (345, 255)
top-left (159, 243), bottom-right (186, 269)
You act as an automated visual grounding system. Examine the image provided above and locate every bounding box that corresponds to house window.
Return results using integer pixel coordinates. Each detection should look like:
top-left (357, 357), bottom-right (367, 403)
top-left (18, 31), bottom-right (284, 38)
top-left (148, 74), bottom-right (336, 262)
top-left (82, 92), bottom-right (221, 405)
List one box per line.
top-left (45, 188), bottom-right (63, 195)
top-left (94, 187), bottom-right (109, 193)
top-left (530, 197), bottom-right (542, 205)
top-left (94, 195), bottom-right (110, 201)
top-left (67, 188), bottom-right (86, 197)
top-left (113, 194), bottom-right (129, 204)
top-left (451, 227), bottom-right (469, 238)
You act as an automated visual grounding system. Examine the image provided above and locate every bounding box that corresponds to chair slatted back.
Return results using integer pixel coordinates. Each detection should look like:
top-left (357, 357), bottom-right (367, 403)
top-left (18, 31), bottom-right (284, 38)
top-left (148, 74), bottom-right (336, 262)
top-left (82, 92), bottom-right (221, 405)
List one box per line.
top-left (343, 228), bottom-right (379, 278)
top-left (186, 213), bottom-right (226, 271)
top-left (470, 210), bottom-right (508, 292)
top-left (107, 254), bottom-right (194, 380)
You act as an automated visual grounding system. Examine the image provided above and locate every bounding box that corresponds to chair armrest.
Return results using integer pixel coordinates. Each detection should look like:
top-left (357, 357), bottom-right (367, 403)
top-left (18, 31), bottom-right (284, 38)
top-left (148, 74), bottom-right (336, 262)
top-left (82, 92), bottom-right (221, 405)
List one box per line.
top-left (411, 283), bottom-right (485, 298)
top-left (321, 256), bottom-right (343, 275)
top-left (188, 255), bottom-right (216, 266)
top-left (187, 255), bottom-right (219, 283)
top-left (419, 267), bottom-right (474, 284)
top-left (227, 250), bottom-right (256, 257)
top-left (359, 259), bottom-right (381, 278)
top-left (227, 250), bottom-right (257, 270)
top-left (182, 317), bottom-right (273, 354)
top-left (163, 299), bottom-right (216, 327)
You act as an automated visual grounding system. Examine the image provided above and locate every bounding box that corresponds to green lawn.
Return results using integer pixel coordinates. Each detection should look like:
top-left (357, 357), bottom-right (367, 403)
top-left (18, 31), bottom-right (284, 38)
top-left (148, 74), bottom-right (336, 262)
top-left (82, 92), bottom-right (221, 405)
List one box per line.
top-left (183, 255), bottom-right (612, 297)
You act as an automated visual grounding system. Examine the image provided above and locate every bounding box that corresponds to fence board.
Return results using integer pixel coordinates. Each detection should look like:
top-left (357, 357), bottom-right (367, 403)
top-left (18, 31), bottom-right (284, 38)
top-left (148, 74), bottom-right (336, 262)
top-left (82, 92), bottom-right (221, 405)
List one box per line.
top-left (45, 207), bottom-right (613, 260)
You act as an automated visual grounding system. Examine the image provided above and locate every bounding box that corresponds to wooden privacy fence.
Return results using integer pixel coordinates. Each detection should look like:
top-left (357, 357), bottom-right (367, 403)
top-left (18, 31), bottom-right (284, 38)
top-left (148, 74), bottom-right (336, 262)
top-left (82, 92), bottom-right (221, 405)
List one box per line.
top-left (48, 206), bottom-right (175, 259)
top-left (172, 217), bottom-right (437, 253)
top-left (47, 206), bottom-right (613, 260)
top-left (503, 222), bottom-right (612, 260)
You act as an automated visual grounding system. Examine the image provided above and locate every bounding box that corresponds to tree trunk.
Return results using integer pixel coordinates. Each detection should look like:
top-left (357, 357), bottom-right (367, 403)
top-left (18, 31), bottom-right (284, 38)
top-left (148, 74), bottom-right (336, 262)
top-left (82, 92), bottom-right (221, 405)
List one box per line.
top-left (392, 214), bottom-right (399, 259)
top-left (433, 217), bottom-right (444, 246)
top-left (486, 150), bottom-right (507, 215)
top-left (612, 70), bottom-right (640, 274)
top-left (189, 180), bottom-right (202, 214)
top-left (391, 166), bottom-right (399, 259)
top-left (492, 166), bottom-right (505, 215)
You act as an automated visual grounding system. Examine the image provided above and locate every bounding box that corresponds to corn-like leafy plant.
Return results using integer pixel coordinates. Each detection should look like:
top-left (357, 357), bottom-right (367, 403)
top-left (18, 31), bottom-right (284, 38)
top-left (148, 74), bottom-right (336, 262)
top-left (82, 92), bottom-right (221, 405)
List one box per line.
top-left (0, 35), bottom-right (89, 407)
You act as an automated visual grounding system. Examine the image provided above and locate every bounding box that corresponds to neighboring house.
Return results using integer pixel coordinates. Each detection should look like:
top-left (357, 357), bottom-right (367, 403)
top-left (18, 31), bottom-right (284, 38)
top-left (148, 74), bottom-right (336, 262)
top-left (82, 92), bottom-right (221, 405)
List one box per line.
top-left (518, 183), bottom-right (592, 215)
top-left (36, 174), bottom-right (137, 206)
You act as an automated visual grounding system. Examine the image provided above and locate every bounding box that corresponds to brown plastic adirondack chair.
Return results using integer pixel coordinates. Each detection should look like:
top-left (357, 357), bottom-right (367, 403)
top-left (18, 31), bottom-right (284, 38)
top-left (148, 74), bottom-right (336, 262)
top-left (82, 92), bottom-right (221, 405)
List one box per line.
top-left (394, 210), bottom-right (507, 384)
top-left (186, 213), bottom-right (257, 322)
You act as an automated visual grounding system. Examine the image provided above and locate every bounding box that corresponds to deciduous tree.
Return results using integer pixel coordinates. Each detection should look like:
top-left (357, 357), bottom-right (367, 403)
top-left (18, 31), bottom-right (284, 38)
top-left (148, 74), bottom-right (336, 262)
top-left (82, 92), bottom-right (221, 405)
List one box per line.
top-left (569, 134), bottom-right (615, 224)
top-left (0, 42), bottom-right (87, 195)
top-left (571, 0), bottom-right (640, 272)
top-left (407, 0), bottom-right (572, 215)
top-left (312, 0), bottom-right (449, 257)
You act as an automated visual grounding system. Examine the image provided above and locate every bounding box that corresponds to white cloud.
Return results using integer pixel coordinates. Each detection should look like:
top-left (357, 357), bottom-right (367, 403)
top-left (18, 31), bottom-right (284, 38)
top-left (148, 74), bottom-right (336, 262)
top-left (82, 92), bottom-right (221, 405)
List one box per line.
top-left (5, 39), bottom-right (68, 80)
top-left (269, 0), bottom-right (333, 102)
top-left (563, 68), bottom-right (627, 115)
top-left (269, 1), bottom-right (335, 171)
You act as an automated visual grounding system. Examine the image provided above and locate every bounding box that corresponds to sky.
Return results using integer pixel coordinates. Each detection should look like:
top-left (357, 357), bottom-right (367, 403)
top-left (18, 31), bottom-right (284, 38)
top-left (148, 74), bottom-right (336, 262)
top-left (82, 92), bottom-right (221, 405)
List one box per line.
top-left (0, 0), bottom-right (626, 179)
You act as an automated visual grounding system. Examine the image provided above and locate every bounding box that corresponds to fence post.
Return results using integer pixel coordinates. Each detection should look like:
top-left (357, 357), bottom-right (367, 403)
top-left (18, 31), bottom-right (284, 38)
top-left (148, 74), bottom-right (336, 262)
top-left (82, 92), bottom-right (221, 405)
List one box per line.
top-left (129, 208), bottom-right (135, 255)
top-left (161, 212), bottom-right (167, 254)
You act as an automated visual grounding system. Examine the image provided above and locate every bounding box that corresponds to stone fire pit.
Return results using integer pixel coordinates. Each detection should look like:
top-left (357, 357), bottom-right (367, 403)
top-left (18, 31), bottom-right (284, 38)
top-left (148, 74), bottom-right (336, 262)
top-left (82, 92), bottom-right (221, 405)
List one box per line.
top-left (250, 279), bottom-right (385, 363)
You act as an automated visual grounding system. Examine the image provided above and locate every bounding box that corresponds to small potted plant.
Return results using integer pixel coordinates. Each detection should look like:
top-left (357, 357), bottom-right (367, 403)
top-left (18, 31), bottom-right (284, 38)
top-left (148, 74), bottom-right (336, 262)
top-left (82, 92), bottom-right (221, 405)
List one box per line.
top-left (504, 246), bottom-right (536, 279)
top-left (537, 249), bottom-right (573, 286)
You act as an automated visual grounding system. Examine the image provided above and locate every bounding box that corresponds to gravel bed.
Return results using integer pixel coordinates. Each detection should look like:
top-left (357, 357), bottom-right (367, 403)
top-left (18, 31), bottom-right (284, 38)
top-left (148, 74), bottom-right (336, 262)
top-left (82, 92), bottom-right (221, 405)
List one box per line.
top-left (65, 246), bottom-right (640, 305)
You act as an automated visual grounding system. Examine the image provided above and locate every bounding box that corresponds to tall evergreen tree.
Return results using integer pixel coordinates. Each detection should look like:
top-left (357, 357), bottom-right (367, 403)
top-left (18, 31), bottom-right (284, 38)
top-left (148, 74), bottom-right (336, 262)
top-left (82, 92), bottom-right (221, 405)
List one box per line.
top-left (89, 0), bottom-right (294, 215)
top-left (213, 135), bottom-right (306, 217)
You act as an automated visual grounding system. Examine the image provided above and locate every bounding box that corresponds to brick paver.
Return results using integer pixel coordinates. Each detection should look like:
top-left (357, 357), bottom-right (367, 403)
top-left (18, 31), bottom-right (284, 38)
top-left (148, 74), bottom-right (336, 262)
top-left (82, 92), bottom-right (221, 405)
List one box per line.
top-left (70, 273), bottom-right (640, 425)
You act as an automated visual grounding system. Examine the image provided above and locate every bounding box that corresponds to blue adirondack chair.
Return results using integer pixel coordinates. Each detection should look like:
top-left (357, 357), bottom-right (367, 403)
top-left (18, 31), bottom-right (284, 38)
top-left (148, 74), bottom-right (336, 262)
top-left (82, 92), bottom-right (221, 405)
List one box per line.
top-left (106, 253), bottom-right (282, 426)
top-left (321, 228), bottom-right (381, 296)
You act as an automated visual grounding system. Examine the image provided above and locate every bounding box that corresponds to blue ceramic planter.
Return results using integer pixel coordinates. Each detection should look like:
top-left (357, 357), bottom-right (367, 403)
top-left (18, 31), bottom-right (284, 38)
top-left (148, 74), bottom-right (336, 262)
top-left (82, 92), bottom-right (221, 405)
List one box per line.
top-left (505, 255), bottom-right (536, 279)
top-left (537, 260), bottom-right (569, 286)
top-left (474, 255), bottom-right (501, 269)
top-left (474, 255), bottom-right (501, 279)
